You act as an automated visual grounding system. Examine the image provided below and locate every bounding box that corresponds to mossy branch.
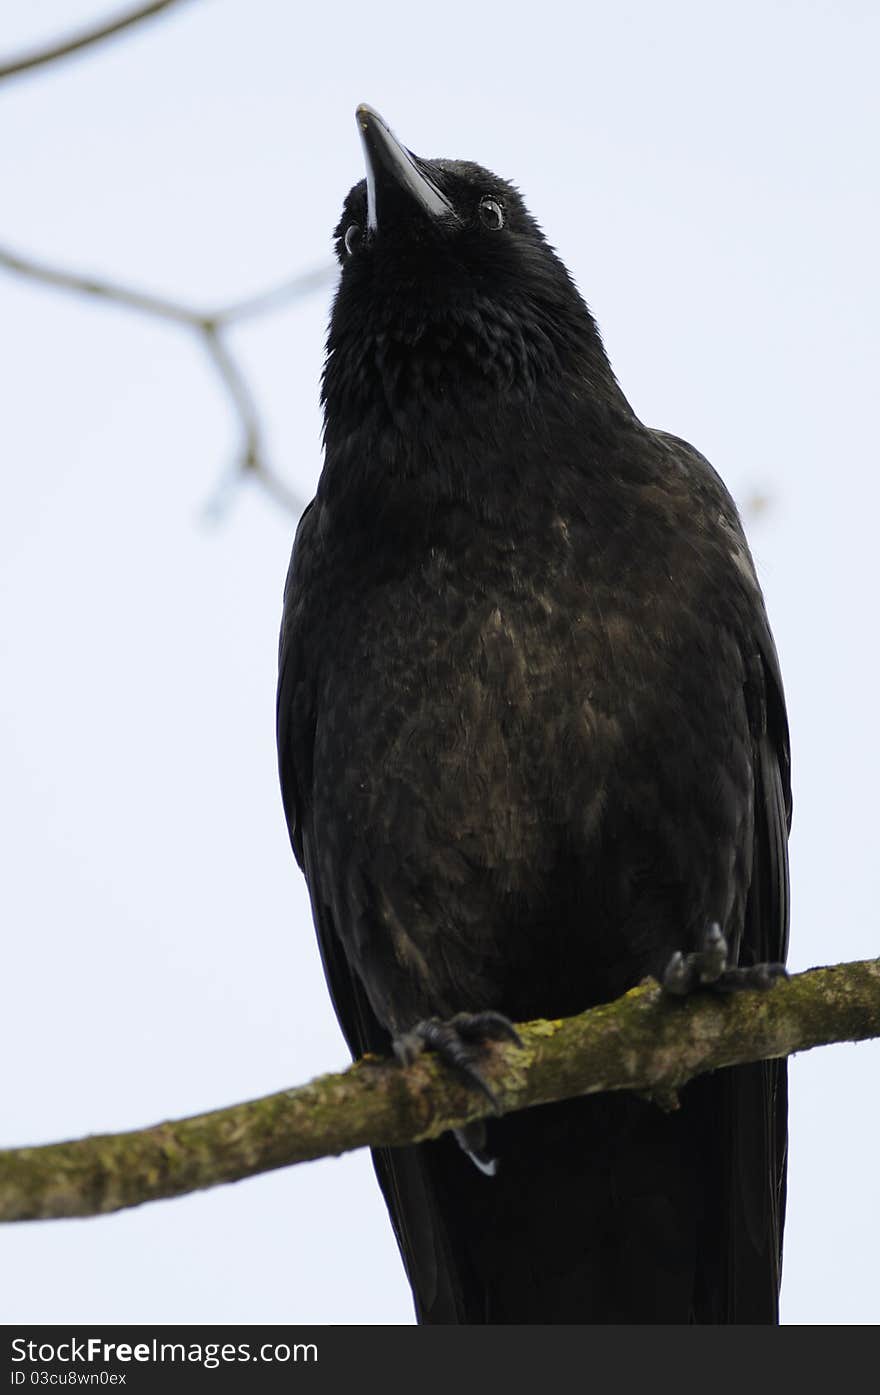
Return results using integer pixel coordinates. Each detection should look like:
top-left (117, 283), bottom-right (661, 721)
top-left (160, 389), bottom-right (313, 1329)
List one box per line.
top-left (2, 958), bottom-right (878, 1223)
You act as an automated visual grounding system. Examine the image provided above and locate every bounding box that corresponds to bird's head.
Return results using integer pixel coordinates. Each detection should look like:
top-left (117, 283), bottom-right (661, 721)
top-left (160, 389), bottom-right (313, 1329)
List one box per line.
top-left (322, 106), bottom-right (619, 448)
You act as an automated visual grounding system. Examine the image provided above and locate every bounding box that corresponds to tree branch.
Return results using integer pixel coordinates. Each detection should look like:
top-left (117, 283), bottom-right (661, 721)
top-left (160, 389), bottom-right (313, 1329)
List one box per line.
top-left (0, 243), bottom-right (336, 517)
top-left (2, 958), bottom-right (877, 1224)
top-left (0, 2), bottom-right (195, 85)
top-left (1, 1), bottom-right (338, 519)
top-left (0, 243), bottom-right (204, 325)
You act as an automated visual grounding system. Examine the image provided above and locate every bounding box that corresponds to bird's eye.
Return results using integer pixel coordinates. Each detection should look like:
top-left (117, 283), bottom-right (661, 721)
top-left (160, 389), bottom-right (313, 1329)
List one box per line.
top-left (478, 197), bottom-right (505, 230)
top-left (344, 224), bottom-right (362, 256)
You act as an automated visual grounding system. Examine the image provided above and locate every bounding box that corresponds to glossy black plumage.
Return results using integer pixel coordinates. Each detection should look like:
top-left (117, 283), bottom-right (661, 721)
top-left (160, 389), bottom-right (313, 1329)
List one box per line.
top-left (277, 108), bottom-right (790, 1323)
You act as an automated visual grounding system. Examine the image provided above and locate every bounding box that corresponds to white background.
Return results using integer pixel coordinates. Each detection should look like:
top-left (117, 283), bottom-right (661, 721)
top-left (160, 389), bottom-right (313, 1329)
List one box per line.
top-left (1, 0), bottom-right (877, 1324)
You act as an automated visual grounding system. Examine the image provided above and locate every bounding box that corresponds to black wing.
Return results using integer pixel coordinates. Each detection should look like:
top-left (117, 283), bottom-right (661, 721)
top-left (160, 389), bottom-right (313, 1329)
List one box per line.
top-left (276, 506), bottom-right (466, 1320)
top-left (706, 616), bottom-right (790, 1321)
top-left (276, 504), bottom-right (382, 1051)
top-left (656, 431), bottom-right (791, 1321)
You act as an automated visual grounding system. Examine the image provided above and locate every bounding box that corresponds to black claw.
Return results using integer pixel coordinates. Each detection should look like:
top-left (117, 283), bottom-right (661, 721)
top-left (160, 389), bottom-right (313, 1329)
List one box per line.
top-left (454, 1121), bottom-right (499, 1176)
top-left (392, 1030), bottom-right (428, 1068)
top-left (662, 950), bottom-right (692, 996)
top-left (662, 923), bottom-right (729, 995)
top-left (451, 1010), bottom-right (523, 1048)
top-left (698, 922), bottom-right (728, 982)
top-left (393, 1010), bottom-right (523, 1110)
top-left (712, 962), bottom-right (789, 994)
top-left (663, 924), bottom-right (787, 999)
top-left (420, 1020), bottom-right (500, 1107)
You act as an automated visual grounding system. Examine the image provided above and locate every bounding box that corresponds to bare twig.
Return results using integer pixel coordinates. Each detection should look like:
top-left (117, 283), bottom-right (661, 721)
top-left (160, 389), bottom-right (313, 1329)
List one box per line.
top-left (215, 267), bottom-right (339, 327)
top-left (1, 958), bottom-right (878, 1224)
top-left (0, 0), bottom-right (338, 517)
top-left (201, 329), bottom-right (263, 467)
top-left (0, 1), bottom-right (195, 85)
top-left (0, 243), bottom-right (336, 516)
top-left (0, 244), bottom-right (202, 325)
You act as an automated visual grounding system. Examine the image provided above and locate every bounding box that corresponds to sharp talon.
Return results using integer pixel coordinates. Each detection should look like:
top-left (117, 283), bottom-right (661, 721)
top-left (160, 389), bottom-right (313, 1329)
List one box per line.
top-left (392, 1010), bottom-right (520, 1112)
top-left (663, 950), bottom-right (690, 995)
top-left (735, 961), bottom-right (788, 991)
top-left (392, 1031), bottom-right (424, 1067)
top-left (453, 1010), bottom-right (524, 1048)
top-left (454, 1121), bottom-right (499, 1176)
top-left (698, 922), bottom-right (728, 981)
top-left (663, 925), bottom-right (785, 999)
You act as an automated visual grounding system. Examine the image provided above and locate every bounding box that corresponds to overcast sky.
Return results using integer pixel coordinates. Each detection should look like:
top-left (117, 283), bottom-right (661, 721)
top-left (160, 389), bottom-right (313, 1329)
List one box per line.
top-left (1, 0), bottom-right (878, 1325)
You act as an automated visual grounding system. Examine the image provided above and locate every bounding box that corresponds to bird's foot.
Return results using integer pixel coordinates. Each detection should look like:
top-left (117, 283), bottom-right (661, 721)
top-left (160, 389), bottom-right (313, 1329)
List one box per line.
top-left (393, 1010), bottom-right (523, 1110)
top-left (662, 922), bottom-right (788, 997)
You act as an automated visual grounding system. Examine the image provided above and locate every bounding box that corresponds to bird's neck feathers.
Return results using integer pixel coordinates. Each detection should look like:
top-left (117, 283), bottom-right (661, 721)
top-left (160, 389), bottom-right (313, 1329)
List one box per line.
top-left (319, 275), bottom-right (631, 521)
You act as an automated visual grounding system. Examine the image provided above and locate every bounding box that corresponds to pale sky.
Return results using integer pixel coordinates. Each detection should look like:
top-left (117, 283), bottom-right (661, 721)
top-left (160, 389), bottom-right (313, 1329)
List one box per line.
top-left (1, 0), bottom-right (878, 1324)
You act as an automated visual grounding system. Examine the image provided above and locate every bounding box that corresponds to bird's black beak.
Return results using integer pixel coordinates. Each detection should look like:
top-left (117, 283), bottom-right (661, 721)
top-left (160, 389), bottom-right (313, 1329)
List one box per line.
top-left (356, 104), bottom-right (458, 233)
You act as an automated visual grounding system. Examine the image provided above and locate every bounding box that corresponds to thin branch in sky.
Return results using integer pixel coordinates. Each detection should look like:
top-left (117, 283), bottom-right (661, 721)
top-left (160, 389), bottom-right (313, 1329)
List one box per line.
top-left (0, 1), bottom-right (196, 85)
top-left (0, 244), bottom-right (202, 326)
top-left (215, 266), bottom-right (338, 328)
top-left (0, 243), bottom-right (335, 518)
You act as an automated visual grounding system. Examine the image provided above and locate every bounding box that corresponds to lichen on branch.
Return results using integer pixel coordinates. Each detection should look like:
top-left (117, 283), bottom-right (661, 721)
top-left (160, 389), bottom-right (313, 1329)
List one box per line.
top-left (1, 958), bottom-right (878, 1224)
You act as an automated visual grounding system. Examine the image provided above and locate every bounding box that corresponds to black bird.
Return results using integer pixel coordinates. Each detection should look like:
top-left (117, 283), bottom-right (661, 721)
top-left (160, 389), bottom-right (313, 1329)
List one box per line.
top-left (277, 105), bottom-right (791, 1323)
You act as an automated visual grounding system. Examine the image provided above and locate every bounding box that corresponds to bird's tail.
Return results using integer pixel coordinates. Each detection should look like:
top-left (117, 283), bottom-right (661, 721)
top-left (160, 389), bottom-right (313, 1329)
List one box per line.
top-left (373, 1066), bottom-right (786, 1324)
